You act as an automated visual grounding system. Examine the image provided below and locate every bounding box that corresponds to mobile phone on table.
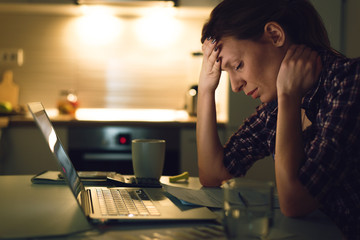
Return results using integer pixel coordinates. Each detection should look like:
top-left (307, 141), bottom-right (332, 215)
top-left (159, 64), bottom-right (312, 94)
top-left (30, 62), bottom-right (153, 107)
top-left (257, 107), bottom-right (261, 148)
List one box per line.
top-left (58, 171), bottom-right (113, 180)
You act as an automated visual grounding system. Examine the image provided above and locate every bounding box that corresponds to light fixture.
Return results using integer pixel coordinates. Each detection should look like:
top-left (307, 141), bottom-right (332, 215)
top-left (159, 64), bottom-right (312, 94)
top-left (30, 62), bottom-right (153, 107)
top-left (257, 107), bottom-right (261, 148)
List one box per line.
top-left (74, 0), bottom-right (178, 7)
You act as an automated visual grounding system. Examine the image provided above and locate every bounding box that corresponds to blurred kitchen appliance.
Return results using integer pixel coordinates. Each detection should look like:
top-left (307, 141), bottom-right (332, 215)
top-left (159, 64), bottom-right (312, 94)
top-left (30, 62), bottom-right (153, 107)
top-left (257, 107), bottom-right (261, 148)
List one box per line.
top-left (68, 126), bottom-right (180, 175)
top-left (185, 84), bottom-right (198, 116)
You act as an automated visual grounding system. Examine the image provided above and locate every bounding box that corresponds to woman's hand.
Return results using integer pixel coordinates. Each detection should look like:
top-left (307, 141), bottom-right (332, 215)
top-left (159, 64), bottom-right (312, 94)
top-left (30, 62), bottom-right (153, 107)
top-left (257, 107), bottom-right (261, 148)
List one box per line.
top-left (196, 37), bottom-right (232, 187)
top-left (275, 45), bottom-right (321, 217)
top-left (199, 37), bottom-right (222, 93)
top-left (276, 45), bottom-right (322, 101)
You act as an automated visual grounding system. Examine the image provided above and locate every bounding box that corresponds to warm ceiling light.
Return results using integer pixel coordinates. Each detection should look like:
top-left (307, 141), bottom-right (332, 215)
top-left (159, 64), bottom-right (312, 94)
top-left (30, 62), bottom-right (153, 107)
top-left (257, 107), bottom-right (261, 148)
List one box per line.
top-left (75, 6), bottom-right (122, 46)
top-left (135, 7), bottom-right (181, 48)
top-left (74, 0), bottom-right (178, 7)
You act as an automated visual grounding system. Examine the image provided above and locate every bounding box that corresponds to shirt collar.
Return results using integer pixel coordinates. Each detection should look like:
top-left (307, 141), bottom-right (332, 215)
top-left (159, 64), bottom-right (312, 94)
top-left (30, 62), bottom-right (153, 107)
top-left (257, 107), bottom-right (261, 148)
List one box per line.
top-left (261, 99), bottom-right (278, 114)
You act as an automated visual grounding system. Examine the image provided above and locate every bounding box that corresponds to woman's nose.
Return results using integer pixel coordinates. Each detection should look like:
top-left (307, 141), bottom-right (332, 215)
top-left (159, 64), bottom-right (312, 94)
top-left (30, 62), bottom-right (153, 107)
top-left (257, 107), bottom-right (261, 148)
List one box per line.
top-left (230, 77), bottom-right (245, 93)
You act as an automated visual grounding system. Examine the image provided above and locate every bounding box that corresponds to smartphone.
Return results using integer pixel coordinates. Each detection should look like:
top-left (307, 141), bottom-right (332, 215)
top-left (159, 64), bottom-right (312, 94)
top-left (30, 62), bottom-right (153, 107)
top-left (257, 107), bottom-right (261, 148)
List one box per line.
top-left (58, 171), bottom-right (114, 180)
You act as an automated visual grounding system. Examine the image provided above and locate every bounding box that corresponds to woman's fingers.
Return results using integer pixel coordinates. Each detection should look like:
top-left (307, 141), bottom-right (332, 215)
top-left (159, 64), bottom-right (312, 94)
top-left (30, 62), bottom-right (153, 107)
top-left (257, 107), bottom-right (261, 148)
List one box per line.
top-left (203, 38), bottom-right (220, 65)
top-left (201, 37), bottom-right (220, 73)
top-left (199, 37), bottom-right (222, 91)
top-left (202, 37), bottom-right (216, 56)
top-left (277, 45), bottom-right (321, 98)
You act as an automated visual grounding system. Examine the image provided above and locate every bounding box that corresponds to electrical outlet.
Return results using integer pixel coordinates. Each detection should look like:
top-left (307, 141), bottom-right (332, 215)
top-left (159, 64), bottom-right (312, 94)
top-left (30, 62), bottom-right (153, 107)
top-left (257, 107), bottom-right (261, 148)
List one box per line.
top-left (0, 48), bottom-right (24, 66)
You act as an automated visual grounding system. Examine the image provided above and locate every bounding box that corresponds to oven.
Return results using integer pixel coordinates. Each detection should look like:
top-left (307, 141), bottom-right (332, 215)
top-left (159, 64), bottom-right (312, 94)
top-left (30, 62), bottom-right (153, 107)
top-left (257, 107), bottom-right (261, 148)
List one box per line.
top-left (68, 126), bottom-right (180, 175)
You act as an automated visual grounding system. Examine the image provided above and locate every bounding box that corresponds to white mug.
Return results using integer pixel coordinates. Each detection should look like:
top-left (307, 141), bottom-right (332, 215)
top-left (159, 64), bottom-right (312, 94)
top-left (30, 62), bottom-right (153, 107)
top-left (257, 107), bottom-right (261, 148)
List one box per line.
top-left (131, 139), bottom-right (166, 179)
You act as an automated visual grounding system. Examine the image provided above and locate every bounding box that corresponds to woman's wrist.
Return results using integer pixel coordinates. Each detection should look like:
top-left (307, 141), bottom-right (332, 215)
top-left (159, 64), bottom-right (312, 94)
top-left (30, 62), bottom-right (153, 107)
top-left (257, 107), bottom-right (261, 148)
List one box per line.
top-left (277, 91), bottom-right (302, 107)
top-left (198, 86), bottom-right (217, 100)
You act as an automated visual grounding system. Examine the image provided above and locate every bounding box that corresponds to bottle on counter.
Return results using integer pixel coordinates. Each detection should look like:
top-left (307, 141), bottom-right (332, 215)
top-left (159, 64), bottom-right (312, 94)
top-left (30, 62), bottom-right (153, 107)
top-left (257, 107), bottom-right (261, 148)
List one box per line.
top-left (185, 85), bottom-right (198, 116)
top-left (57, 89), bottom-right (79, 115)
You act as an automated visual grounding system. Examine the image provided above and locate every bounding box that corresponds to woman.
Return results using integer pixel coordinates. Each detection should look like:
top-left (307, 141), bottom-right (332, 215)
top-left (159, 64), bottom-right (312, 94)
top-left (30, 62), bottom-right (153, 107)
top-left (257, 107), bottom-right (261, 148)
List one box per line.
top-left (196, 0), bottom-right (360, 238)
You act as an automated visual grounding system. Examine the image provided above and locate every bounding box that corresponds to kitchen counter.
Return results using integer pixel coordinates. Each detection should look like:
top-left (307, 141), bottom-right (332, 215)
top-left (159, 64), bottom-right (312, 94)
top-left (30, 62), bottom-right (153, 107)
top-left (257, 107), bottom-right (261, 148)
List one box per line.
top-left (0, 117), bottom-right (9, 128)
top-left (7, 108), bottom-right (227, 128)
top-left (1, 108), bottom-right (228, 176)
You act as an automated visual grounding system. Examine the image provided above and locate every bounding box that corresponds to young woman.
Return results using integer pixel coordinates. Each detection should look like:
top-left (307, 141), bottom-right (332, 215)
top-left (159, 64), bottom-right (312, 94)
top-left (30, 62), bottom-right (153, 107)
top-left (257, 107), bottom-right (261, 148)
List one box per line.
top-left (196, 0), bottom-right (360, 238)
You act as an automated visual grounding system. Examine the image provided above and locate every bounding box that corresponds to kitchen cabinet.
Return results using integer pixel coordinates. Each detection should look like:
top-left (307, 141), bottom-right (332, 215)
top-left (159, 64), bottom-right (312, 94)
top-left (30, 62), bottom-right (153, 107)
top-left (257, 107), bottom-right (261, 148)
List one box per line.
top-left (1, 122), bottom-right (274, 181)
top-left (1, 124), bottom-right (178, 175)
top-left (0, 126), bottom-right (66, 175)
top-left (0, 120), bottom-right (216, 176)
top-left (180, 127), bottom-right (226, 177)
top-left (179, 128), bottom-right (198, 176)
top-left (0, 121), bottom-right (227, 177)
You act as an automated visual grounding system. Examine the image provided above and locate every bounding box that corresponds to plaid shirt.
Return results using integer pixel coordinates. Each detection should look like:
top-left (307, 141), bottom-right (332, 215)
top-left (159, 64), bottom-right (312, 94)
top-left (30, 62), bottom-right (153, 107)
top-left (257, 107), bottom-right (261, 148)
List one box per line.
top-left (223, 50), bottom-right (360, 239)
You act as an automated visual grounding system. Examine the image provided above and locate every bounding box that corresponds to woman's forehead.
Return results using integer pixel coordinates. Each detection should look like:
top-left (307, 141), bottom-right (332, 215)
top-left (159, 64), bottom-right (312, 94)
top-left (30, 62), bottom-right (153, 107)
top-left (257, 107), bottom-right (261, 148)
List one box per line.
top-left (219, 37), bottom-right (245, 59)
top-left (219, 36), bottom-right (246, 52)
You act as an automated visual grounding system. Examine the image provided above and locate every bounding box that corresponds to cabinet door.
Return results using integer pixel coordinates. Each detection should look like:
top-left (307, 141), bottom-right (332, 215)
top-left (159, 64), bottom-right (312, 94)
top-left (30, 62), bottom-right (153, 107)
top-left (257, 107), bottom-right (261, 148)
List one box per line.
top-left (180, 128), bottom-right (198, 176)
top-left (180, 127), bottom-right (225, 177)
top-left (0, 126), bottom-right (67, 175)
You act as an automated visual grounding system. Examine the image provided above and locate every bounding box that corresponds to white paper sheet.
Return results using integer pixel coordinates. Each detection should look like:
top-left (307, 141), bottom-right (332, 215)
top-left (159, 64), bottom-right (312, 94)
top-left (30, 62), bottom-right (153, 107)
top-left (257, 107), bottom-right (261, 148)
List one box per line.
top-left (162, 184), bottom-right (224, 208)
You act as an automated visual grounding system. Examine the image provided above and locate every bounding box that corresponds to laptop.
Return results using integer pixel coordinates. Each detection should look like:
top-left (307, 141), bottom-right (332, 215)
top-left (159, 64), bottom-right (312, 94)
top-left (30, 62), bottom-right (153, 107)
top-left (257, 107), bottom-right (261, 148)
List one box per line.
top-left (28, 102), bottom-right (216, 223)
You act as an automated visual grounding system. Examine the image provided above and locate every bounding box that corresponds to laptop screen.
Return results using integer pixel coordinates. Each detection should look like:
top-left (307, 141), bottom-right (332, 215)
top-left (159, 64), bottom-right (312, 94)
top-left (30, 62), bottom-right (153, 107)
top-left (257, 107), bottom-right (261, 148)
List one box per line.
top-left (28, 102), bottom-right (84, 199)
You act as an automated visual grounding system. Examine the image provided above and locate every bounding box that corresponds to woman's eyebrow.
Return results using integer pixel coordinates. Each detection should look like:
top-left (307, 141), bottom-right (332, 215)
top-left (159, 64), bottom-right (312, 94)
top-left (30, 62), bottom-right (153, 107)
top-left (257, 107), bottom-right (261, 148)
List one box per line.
top-left (221, 59), bottom-right (231, 71)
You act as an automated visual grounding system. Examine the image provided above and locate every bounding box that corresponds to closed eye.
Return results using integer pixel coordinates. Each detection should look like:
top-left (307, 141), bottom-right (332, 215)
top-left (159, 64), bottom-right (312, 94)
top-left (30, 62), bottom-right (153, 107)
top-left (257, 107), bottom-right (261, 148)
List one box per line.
top-left (235, 61), bottom-right (244, 71)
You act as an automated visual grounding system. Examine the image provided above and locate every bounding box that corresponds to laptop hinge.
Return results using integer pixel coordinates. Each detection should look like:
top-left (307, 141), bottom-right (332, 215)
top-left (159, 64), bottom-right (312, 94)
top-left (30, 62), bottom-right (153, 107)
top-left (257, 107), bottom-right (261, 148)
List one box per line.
top-left (80, 189), bottom-right (94, 216)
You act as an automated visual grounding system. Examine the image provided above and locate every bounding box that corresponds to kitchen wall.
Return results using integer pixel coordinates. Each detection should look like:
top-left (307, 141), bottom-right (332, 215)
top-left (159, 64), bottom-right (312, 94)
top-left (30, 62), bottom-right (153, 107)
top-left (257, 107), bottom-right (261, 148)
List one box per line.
top-left (345, 0), bottom-right (360, 58)
top-left (0, 3), bottom-right (228, 116)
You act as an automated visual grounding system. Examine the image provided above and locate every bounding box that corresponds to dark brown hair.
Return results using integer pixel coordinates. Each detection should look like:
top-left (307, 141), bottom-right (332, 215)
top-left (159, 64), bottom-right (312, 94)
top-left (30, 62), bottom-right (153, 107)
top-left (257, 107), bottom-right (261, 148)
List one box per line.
top-left (201, 0), bottom-right (332, 51)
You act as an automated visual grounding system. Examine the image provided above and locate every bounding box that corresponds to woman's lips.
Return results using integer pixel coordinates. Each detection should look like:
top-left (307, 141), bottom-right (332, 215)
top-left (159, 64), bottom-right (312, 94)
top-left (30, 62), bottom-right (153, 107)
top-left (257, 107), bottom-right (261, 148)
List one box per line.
top-left (247, 88), bottom-right (258, 99)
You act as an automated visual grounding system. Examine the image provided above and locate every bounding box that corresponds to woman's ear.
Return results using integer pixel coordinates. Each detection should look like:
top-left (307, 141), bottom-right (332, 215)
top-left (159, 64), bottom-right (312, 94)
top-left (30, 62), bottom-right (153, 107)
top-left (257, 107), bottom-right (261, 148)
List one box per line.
top-left (264, 22), bottom-right (286, 47)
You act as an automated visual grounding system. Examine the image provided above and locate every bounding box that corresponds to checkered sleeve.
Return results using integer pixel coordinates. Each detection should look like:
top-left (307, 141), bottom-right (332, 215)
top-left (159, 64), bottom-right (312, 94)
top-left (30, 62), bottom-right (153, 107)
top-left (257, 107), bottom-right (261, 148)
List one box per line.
top-left (223, 103), bottom-right (276, 177)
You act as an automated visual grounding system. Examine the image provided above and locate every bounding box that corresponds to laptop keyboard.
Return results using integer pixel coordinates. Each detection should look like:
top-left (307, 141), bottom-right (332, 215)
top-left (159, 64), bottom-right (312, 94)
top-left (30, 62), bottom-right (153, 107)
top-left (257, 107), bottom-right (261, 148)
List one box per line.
top-left (96, 188), bottom-right (160, 216)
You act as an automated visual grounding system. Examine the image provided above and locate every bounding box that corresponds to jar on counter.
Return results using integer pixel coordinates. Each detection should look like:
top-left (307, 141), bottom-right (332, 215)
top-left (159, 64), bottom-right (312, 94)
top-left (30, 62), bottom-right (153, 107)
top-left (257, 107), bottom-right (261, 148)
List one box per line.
top-left (57, 90), bottom-right (79, 115)
top-left (185, 85), bottom-right (198, 116)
